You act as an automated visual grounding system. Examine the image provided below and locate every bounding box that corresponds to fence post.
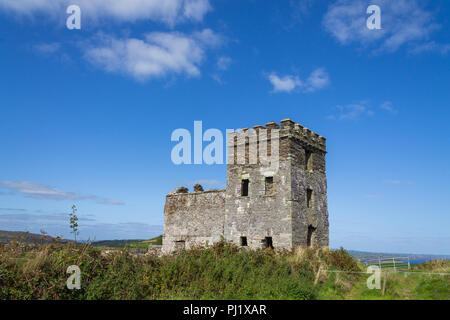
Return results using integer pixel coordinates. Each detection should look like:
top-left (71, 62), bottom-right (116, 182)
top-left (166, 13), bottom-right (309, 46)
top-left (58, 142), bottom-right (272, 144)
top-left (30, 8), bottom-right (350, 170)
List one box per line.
top-left (408, 257), bottom-right (410, 270)
top-left (314, 265), bottom-right (323, 286)
top-left (382, 272), bottom-right (387, 296)
top-left (378, 257), bottom-right (381, 269)
top-left (393, 258), bottom-right (396, 272)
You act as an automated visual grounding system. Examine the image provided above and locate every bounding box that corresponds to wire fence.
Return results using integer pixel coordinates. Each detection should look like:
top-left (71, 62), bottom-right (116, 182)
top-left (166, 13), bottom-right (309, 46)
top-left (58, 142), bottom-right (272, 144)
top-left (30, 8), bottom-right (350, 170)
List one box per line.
top-left (358, 256), bottom-right (411, 271)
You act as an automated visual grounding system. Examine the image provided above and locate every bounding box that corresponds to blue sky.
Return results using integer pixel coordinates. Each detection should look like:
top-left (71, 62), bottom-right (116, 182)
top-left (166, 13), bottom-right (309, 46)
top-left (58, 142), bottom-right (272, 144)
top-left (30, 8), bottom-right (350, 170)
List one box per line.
top-left (0, 0), bottom-right (449, 254)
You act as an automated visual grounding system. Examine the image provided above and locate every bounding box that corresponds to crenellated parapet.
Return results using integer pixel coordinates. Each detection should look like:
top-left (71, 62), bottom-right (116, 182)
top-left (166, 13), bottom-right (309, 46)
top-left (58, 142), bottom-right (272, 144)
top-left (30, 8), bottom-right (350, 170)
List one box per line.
top-left (280, 119), bottom-right (326, 153)
top-left (226, 119), bottom-right (326, 166)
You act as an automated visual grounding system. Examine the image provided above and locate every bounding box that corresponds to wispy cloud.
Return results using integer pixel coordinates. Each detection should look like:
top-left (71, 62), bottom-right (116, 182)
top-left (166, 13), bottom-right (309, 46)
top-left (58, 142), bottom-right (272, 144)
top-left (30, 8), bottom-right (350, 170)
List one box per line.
top-left (328, 100), bottom-right (398, 120)
top-left (97, 199), bottom-right (125, 206)
top-left (380, 101), bottom-right (398, 114)
top-left (323, 0), bottom-right (444, 54)
top-left (0, 207), bottom-right (26, 212)
top-left (211, 56), bottom-right (233, 84)
top-left (290, 0), bottom-right (315, 23)
top-left (0, 212), bottom-right (96, 223)
top-left (384, 179), bottom-right (414, 185)
top-left (0, 0), bottom-right (211, 26)
top-left (0, 212), bottom-right (162, 240)
top-left (409, 41), bottom-right (450, 55)
top-left (267, 68), bottom-right (330, 93)
top-left (83, 30), bottom-right (222, 81)
top-left (0, 181), bottom-right (94, 200)
top-left (216, 56), bottom-right (232, 71)
top-left (33, 42), bottom-right (61, 55)
top-left (0, 181), bottom-right (124, 205)
top-left (327, 101), bottom-right (374, 120)
top-left (275, 0), bottom-right (316, 30)
top-left (305, 68), bottom-right (330, 92)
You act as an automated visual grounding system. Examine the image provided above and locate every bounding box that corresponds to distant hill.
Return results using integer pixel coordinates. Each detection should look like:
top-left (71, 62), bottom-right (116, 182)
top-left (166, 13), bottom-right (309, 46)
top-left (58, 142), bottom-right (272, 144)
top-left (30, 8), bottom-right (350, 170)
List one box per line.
top-left (91, 235), bottom-right (163, 248)
top-left (0, 230), bottom-right (71, 244)
top-left (142, 235), bottom-right (163, 245)
top-left (347, 249), bottom-right (450, 261)
top-left (90, 239), bottom-right (146, 247)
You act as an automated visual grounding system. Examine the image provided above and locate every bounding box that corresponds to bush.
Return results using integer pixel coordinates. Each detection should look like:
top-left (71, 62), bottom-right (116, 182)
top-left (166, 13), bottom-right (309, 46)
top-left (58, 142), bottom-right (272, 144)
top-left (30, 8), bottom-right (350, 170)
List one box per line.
top-left (0, 242), bottom-right (386, 300)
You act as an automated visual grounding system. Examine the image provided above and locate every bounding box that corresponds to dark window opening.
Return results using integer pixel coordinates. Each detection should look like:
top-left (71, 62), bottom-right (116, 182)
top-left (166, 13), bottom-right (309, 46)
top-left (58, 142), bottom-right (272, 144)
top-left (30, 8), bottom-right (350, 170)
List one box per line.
top-left (241, 179), bottom-right (249, 196)
top-left (307, 225), bottom-right (316, 247)
top-left (233, 136), bottom-right (238, 164)
top-left (245, 136), bottom-right (249, 164)
top-left (305, 150), bottom-right (313, 171)
top-left (306, 188), bottom-right (313, 208)
top-left (240, 236), bottom-right (248, 246)
top-left (263, 237), bottom-right (273, 249)
top-left (265, 177), bottom-right (274, 195)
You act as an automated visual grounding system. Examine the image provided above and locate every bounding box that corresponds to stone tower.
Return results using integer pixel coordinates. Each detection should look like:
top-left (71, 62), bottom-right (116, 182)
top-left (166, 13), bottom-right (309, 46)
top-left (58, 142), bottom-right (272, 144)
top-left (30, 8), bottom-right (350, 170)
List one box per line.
top-left (162, 119), bottom-right (329, 253)
top-left (223, 118), bottom-right (329, 249)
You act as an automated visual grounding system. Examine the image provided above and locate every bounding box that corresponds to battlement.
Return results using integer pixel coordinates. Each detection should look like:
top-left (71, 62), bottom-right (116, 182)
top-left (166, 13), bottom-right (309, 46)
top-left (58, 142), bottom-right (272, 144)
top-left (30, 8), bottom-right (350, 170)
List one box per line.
top-left (227, 119), bottom-right (326, 159)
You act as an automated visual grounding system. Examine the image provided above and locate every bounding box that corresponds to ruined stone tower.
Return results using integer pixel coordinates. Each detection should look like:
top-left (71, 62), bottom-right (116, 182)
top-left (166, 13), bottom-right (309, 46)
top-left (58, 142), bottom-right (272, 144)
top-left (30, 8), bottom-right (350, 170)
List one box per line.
top-left (162, 119), bottom-right (329, 253)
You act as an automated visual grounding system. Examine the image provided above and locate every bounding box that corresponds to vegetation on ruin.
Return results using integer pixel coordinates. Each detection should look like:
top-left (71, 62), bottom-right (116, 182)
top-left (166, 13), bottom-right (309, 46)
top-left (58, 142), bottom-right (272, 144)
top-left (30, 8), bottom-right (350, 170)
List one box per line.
top-left (0, 240), bottom-right (448, 300)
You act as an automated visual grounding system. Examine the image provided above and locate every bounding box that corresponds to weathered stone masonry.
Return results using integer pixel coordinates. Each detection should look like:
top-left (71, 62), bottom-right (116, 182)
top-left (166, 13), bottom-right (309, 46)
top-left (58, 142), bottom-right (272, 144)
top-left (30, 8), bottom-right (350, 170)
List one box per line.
top-left (162, 119), bottom-right (329, 253)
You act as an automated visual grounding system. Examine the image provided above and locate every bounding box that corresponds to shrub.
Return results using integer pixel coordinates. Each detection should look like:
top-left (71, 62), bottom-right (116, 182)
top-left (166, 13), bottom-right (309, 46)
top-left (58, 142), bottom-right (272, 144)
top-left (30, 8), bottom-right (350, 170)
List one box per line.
top-left (7, 242), bottom-right (429, 300)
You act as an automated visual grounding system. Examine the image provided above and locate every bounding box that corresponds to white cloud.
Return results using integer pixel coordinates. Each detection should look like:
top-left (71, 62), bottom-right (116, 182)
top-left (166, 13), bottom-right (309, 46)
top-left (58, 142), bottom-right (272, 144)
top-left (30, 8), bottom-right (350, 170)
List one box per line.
top-left (183, 0), bottom-right (211, 21)
top-left (33, 42), bottom-right (61, 54)
top-left (97, 199), bottom-right (125, 206)
top-left (409, 41), bottom-right (450, 55)
top-left (268, 68), bottom-right (329, 93)
top-left (323, 0), bottom-right (441, 53)
top-left (327, 102), bottom-right (374, 120)
top-left (84, 30), bottom-right (221, 81)
top-left (380, 101), bottom-right (398, 114)
top-left (0, 0), bottom-right (211, 25)
top-left (305, 68), bottom-right (330, 92)
top-left (216, 56), bottom-right (232, 70)
top-left (268, 74), bottom-right (302, 93)
top-left (192, 29), bottom-right (223, 47)
top-left (0, 181), bottom-right (124, 205)
top-left (211, 56), bottom-right (232, 85)
top-left (290, 0), bottom-right (315, 22)
top-left (0, 181), bottom-right (93, 200)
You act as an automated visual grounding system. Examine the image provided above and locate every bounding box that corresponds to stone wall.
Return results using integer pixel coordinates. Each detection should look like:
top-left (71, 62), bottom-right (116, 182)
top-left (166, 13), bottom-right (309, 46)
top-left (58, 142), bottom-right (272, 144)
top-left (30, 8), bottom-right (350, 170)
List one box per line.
top-left (288, 134), bottom-right (329, 247)
top-left (162, 189), bottom-right (226, 253)
top-left (224, 161), bottom-right (293, 249)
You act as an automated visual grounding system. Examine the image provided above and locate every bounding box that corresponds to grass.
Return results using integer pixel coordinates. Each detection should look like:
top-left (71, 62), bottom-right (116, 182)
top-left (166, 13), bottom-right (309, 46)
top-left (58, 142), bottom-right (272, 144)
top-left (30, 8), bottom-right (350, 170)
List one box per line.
top-left (142, 235), bottom-right (163, 246)
top-left (0, 240), bottom-right (448, 300)
top-left (319, 259), bottom-right (449, 300)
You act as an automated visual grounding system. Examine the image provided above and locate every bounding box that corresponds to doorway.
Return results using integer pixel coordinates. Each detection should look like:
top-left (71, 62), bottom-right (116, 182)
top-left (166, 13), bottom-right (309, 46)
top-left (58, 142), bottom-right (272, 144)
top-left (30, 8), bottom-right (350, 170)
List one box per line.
top-left (264, 237), bottom-right (273, 249)
top-left (307, 225), bottom-right (316, 247)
